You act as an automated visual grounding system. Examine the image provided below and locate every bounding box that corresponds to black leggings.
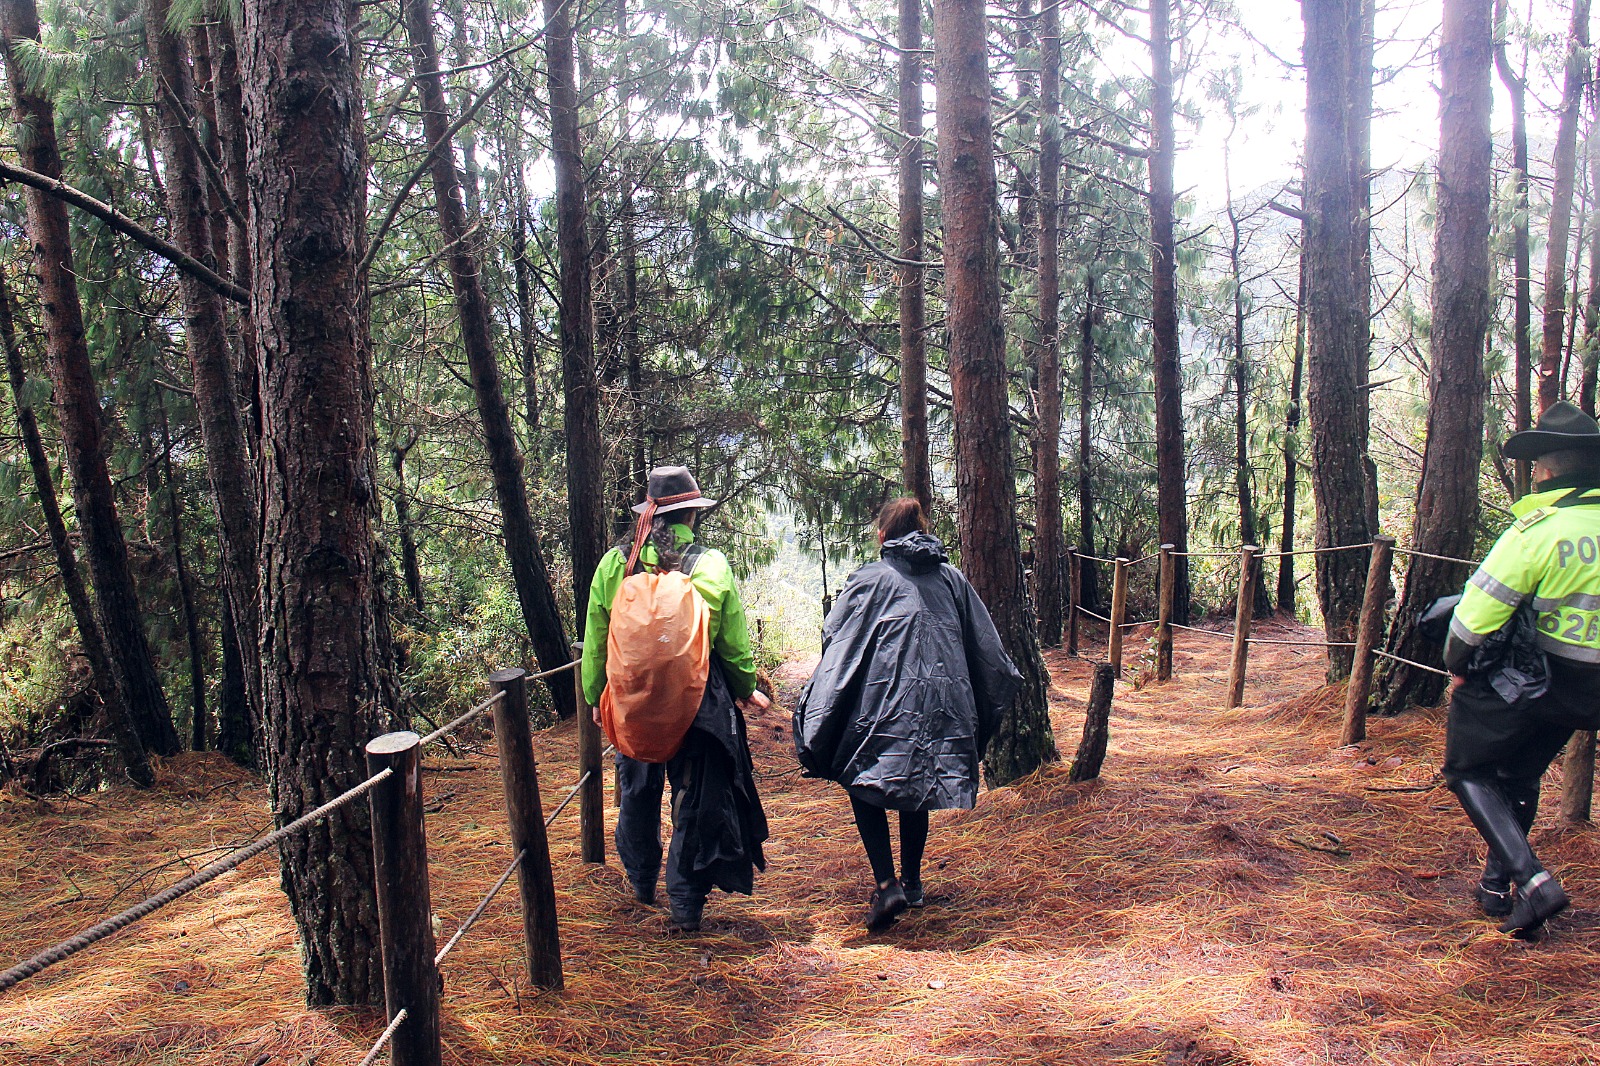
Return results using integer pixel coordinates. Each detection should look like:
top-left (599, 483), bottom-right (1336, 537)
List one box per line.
top-left (850, 795), bottom-right (929, 886)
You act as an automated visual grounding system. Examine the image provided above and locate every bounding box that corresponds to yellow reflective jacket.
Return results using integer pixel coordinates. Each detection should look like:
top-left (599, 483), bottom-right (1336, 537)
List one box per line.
top-left (1451, 478), bottom-right (1600, 665)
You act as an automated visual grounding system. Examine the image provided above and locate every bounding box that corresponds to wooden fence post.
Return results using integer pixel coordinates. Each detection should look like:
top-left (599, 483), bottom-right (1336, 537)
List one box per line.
top-left (1225, 546), bottom-right (1261, 709)
top-left (1156, 544), bottom-right (1175, 681)
top-left (1108, 556), bottom-right (1129, 678)
top-left (572, 643), bottom-right (605, 863)
top-left (365, 731), bottom-right (442, 1066)
top-left (489, 668), bottom-right (563, 990)
top-left (1340, 536), bottom-right (1394, 746)
top-left (1066, 549), bottom-right (1080, 656)
top-left (1562, 731), bottom-right (1595, 822)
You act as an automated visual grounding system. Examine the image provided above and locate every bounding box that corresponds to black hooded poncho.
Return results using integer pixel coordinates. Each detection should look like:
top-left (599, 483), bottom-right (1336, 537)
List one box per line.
top-left (792, 531), bottom-right (1023, 811)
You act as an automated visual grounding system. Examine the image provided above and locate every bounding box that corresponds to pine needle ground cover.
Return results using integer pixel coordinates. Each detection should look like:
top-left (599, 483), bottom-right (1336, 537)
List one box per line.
top-left (2, 625), bottom-right (1597, 1065)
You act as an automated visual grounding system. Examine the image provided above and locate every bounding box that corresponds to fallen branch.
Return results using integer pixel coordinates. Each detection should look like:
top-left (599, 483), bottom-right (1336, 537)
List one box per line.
top-left (1284, 833), bottom-right (1351, 857)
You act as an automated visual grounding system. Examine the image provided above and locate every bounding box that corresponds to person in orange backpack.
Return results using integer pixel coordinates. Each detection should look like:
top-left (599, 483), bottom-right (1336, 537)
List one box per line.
top-left (580, 466), bottom-right (771, 931)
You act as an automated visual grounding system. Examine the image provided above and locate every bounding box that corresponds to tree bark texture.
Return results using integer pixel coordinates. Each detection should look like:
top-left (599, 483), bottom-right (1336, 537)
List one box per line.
top-left (899, 0), bottom-right (932, 514)
top-left (1538, 0), bottom-right (1593, 411)
top-left (1148, 0), bottom-right (1190, 621)
top-left (206, 7), bottom-right (259, 435)
top-left (1277, 238), bottom-right (1307, 614)
top-left (545, 0), bottom-right (607, 625)
top-left (1077, 274), bottom-right (1100, 611)
top-left (1301, 0), bottom-right (1377, 680)
top-left (933, 0), bottom-right (1056, 785)
top-left (241, 0), bottom-right (390, 1006)
top-left (1494, 0), bottom-right (1533, 488)
top-left (403, 0), bottom-right (575, 715)
top-left (1033, 0), bottom-right (1063, 646)
top-left (0, 271), bottom-right (152, 786)
top-left (1373, 0), bottom-right (1492, 715)
top-left (144, 0), bottom-right (263, 733)
top-left (0, 0), bottom-right (179, 755)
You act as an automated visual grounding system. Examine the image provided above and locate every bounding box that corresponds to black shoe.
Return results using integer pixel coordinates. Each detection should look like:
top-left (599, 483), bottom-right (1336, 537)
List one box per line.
top-left (866, 879), bottom-right (909, 932)
top-left (902, 879), bottom-right (926, 908)
top-left (667, 903), bottom-right (703, 933)
top-left (1475, 880), bottom-right (1514, 918)
top-left (632, 881), bottom-right (657, 907)
top-left (1500, 873), bottom-right (1570, 939)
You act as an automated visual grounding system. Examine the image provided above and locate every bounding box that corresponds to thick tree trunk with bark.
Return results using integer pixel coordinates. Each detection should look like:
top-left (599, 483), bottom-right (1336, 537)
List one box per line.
top-left (1301, 0), bottom-right (1377, 680)
top-left (242, 0), bottom-right (390, 1006)
top-left (1494, 0), bottom-right (1533, 488)
top-left (545, 0), bottom-right (607, 622)
top-left (1277, 240), bottom-right (1307, 614)
top-left (1148, 0), bottom-right (1190, 621)
top-left (403, 0), bottom-right (575, 715)
top-left (0, 0), bottom-right (179, 755)
top-left (1373, 0), bottom-right (1492, 715)
top-left (0, 272), bottom-right (152, 786)
top-left (1033, 0), bottom-right (1063, 646)
top-left (899, 0), bottom-right (931, 514)
top-left (1078, 274), bottom-right (1100, 611)
top-left (933, 0), bottom-right (1056, 785)
top-left (144, 0), bottom-right (262, 732)
top-left (1538, 0), bottom-right (1593, 410)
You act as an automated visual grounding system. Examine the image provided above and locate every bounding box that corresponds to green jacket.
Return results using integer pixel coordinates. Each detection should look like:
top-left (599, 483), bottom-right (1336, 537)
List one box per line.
top-left (1451, 477), bottom-right (1600, 666)
top-left (580, 522), bottom-right (759, 706)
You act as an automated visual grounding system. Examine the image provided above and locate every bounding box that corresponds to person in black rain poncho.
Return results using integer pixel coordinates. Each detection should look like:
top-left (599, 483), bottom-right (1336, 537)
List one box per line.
top-left (793, 498), bottom-right (1023, 931)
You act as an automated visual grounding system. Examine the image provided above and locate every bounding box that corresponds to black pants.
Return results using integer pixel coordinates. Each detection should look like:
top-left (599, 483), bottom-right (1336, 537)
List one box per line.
top-left (1442, 679), bottom-right (1575, 796)
top-left (615, 753), bottom-right (711, 912)
top-left (850, 795), bottom-right (929, 886)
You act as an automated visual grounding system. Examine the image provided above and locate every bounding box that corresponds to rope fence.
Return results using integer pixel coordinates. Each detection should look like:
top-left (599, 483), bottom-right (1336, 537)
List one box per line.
top-left (435, 849), bottom-right (526, 966)
top-left (355, 1009), bottom-right (409, 1066)
top-left (1391, 546), bottom-right (1479, 568)
top-left (1373, 648), bottom-right (1452, 678)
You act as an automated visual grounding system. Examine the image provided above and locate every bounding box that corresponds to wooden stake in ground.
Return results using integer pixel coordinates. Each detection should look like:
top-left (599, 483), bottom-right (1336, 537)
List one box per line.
top-left (1564, 730), bottom-right (1595, 822)
top-left (1069, 662), bottom-right (1114, 783)
top-left (490, 668), bottom-right (563, 990)
top-left (1108, 556), bottom-right (1129, 678)
top-left (1342, 536), bottom-right (1394, 745)
top-left (574, 645), bottom-right (605, 864)
top-left (1157, 544), bottom-right (1175, 681)
top-left (1226, 546), bottom-right (1260, 709)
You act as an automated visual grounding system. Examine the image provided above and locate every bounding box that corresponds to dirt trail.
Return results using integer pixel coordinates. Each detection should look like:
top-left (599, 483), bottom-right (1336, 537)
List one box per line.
top-left (3, 624), bottom-right (1598, 1065)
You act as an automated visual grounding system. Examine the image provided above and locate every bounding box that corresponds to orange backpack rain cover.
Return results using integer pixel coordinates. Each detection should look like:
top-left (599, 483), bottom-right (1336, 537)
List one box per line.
top-left (599, 568), bottom-right (711, 763)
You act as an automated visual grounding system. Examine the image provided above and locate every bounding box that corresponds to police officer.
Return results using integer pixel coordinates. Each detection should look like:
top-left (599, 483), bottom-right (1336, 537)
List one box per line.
top-left (1444, 401), bottom-right (1600, 937)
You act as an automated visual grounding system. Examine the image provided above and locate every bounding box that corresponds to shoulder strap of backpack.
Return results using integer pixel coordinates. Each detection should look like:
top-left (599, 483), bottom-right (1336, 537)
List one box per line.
top-left (1552, 487), bottom-right (1600, 508)
top-left (679, 543), bottom-right (707, 577)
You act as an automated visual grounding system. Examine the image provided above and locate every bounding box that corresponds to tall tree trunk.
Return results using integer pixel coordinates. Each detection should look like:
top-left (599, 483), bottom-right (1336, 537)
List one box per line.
top-left (1225, 146), bottom-right (1269, 615)
top-left (1148, 0), bottom-right (1190, 621)
top-left (933, 0), bottom-right (1056, 784)
top-left (215, 593), bottom-right (252, 766)
top-left (402, 0), bottom-right (575, 715)
top-left (143, 0), bottom-right (262, 735)
top-left (157, 401), bottom-right (208, 751)
top-left (1580, 131), bottom-right (1600, 415)
top-left (899, 0), bottom-right (931, 513)
top-left (1033, 0), bottom-right (1063, 646)
top-left (1078, 273), bottom-right (1100, 612)
top-left (0, 271), bottom-right (152, 786)
top-left (545, 0), bottom-right (606, 623)
top-left (0, 0), bottom-right (179, 755)
top-left (206, 6), bottom-right (258, 437)
top-left (616, 0), bottom-right (647, 509)
top-left (1302, 0), bottom-right (1377, 680)
top-left (1539, 0), bottom-right (1592, 410)
top-left (509, 149), bottom-right (543, 453)
top-left (1495, 0), bottom-right (1533, 489)
top-left (1277, 237), bottom-right (1308, 614)
top-left (242, 0), bottom-right (390, 1006)
top-left (1373, 0), bottom-right (1492, 715)
top-left (391, 432), bottom-right (426, 613)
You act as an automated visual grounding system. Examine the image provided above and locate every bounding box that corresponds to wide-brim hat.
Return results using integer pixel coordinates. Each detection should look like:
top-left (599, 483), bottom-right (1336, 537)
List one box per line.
top-left (1502, 401), bottom-right (1600, 460)
top-left (630, 465), bottom-right (718, 515)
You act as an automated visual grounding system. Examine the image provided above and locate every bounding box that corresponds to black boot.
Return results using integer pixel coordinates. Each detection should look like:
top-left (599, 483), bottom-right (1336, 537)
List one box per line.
top-left (1500, 871), bottom-right (1570, 939)
top-left (1451, 778), bottom-right (1544, 887)
top-left (1476, 780), bottom-right (1538, 917)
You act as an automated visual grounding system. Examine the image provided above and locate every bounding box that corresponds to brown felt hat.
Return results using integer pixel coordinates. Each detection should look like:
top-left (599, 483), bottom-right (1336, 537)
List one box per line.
top-left (630, 465), bottom-right (718, 515)
top-left (1502, 401), bottom-right (1600, 460)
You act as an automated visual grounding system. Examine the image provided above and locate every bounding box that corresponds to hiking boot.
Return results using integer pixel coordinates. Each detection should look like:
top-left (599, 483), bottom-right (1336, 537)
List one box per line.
top-left (1500, 872), bottom-right (1570, 939)
top-left (667, 902), bottom-right (703, 933)
top-left (1476, 881), bottom-right (1514, 918)
top-left (865, 879), bottom-right (909, 932)
top-left (631, 881), bottom-right (658, 907)
top-left (901, 879), bottom-right (926, 908)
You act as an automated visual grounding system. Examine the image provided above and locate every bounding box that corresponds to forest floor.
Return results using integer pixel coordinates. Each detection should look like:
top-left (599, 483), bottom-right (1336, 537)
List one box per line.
top-left (3, 619), bottom-right (1600, 1066)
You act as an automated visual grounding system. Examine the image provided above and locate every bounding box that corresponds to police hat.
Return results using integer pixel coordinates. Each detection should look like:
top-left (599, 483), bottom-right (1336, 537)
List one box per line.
top-left (1502, 401), bottom-right (1600, 460)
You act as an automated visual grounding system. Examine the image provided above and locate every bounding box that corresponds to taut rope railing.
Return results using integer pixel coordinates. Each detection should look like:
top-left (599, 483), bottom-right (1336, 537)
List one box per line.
top-left (2, 652), bottom-right (607, 1066)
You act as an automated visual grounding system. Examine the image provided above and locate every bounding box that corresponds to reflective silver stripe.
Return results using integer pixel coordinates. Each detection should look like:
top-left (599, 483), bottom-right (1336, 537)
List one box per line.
top-left (1531, 591), bottom-right (1600, 612)
top-left (1536, 632), bottom-right (1600, 663)
top-left (1469, 568), bottom-right (1526, 607)
top-left (1449, 615), bottom-right (1488, 646)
